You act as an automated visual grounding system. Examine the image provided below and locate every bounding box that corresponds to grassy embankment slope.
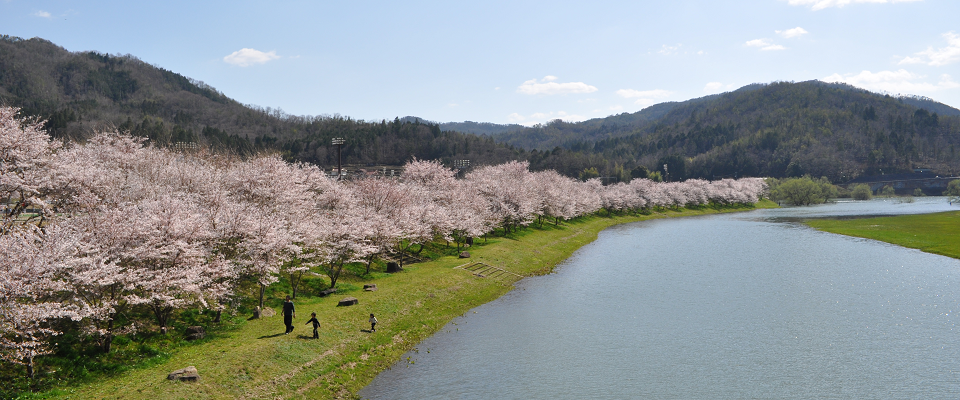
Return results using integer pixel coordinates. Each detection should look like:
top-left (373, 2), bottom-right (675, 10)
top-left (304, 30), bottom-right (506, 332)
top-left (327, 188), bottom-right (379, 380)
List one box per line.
top-left (806, 211), bottom-right (960, 259)
top-left (53, 201), bottom-right (776, 400)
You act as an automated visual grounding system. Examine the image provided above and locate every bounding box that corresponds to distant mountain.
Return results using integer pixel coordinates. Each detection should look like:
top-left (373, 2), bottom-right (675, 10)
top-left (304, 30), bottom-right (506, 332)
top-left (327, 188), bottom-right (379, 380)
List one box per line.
top-left (897, 95), bottom-right (960, 117)
top-left (439, 120), bottom-right (524, 136)
top-left (0, 35), bottom-right (523, 167)
top-left (522, 80), bottom-right (960, 182)
top-left (4, 35), bottom-right (960, 183)
top-left (486, 82), bottom-right (958, 153)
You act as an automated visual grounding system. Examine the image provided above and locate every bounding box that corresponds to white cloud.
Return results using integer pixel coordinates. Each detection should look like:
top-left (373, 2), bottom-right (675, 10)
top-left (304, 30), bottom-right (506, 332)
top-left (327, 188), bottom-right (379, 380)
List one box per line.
top-left (609, 105), bottom-right (624, 111)
top-left (517, 76), bottom-right (598, 95)
top-left (633, 99), bottom-right (659, 107)
top-left (616, 89), bottom-right (672, 98)
top-left (776, 27), bottom-right (809, 38)
top-left (507, 111), bottom-right (589, 126)
top-left (223, 48), bottom-right (281, 67)
top-left (616, 88), bottom-right (672, 107)
top-left (658, 44), bottom-right (682, 55)
top-left (746, 39), bottom-right (786, 51)
top-left (787, 0), bottom-right (922, 11)
top-left (899, 31), bottom-right (960, 67)
top-left (823, 69), bottom-right (959, 94)
top-left (33, 10), bottom-right (51, 18)
top-left (507, 113), bottom-right (525, 122)
top-left (704, 82), bottom-right (737, 93)
top-left (704, 82), bottom-right (724, 92)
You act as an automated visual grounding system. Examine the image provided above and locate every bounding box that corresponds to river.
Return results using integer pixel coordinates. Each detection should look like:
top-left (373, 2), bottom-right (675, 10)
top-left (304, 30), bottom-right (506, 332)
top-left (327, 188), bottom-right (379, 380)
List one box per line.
top-left (360, 198), bottom-right (960, 399)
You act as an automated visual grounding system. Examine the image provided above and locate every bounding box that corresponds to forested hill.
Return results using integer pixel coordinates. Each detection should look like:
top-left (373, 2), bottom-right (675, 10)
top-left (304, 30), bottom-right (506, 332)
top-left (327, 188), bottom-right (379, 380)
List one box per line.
top-left (486, 86), bottom-right (762, 151)
top-left (5, 35), bottom-right (960, 183)
top-left (489, 82), bottom-right (959, 153)
top-left (0, 35), bottom-right (523, 167)
top-left (438, 120), bottom-right (525, 136)
top-left (518, 81), bottom-right (960, 182)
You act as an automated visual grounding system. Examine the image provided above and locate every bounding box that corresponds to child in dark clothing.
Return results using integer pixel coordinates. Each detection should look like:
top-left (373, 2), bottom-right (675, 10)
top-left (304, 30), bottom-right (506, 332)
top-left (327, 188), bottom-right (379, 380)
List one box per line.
top-left (305, 312), bottom-right (320, 339)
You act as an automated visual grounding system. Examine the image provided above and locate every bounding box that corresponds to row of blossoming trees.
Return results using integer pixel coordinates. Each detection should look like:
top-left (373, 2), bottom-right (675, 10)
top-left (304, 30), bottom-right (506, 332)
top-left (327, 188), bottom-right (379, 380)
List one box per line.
top-left (0, 106), bottom-right (766, 376)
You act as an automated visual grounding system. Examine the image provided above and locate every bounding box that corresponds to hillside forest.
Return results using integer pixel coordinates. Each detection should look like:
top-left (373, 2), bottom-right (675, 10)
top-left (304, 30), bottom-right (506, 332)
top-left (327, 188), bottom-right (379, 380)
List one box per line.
top-left (2, 35), bottom-right (960, 184)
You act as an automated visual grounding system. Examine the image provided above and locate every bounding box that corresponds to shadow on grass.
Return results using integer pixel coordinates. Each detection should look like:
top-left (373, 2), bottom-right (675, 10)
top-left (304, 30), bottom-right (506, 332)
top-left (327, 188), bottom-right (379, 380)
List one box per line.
top-left (257, 332), bottom-right (286, 339)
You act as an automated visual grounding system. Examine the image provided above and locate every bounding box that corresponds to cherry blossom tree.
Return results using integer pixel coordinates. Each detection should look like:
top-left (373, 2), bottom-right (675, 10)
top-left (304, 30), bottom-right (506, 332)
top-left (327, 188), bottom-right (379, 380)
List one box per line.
top-left (222, 155), bottom-right (321, 308)
top-left (401, 158), bottom-right (493, 249)
top-left (0, 107), bottom-right (61, 230)
top-left (1, 103), bottom-right (775, 370)
top-left (445, 179), bottom-right (495, 249)
top-left (52, 133), bottom-right (238, 340)
top-left (467, 161), bottom-right (542, 234)
top-left (0, 225), bottom-right (82, 377)
top-left (351, 176), bottom-right (404, 273)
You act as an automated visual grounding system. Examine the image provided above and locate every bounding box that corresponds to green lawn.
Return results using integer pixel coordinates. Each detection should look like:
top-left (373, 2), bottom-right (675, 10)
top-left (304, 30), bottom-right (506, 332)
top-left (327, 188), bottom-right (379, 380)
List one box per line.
top-left (806, 210), bottom-right (960, 259)
top-left (35, 201), bottom-right (775, 399)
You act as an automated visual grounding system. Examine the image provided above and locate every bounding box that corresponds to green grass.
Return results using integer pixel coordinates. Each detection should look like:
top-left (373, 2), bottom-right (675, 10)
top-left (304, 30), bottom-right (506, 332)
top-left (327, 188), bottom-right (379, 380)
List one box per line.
top-left (806, 210), bottom-right (960, 259)
top-left (23, 201), bottom-right (775, 399)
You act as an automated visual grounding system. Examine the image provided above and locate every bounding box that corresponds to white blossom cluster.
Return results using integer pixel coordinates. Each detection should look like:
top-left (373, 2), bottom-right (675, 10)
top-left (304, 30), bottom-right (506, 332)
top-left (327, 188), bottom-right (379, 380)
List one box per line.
top-left (0, 106), bottom-right (766, 374)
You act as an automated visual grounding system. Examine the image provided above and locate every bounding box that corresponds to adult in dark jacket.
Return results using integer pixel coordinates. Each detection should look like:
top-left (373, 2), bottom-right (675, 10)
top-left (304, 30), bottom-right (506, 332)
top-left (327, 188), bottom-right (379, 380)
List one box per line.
top-left (282, 295), bottom-right (296, 334)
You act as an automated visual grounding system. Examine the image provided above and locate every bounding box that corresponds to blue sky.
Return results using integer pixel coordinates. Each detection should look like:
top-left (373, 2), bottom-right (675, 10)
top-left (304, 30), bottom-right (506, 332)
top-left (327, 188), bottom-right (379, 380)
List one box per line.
top-left (2, 0), bottom-right (959, 125)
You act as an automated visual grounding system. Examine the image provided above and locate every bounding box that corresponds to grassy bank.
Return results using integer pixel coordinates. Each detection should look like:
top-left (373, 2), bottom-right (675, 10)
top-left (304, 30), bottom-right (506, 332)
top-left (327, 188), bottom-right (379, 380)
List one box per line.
top-left (34, 201), bottom-right (775, 399)
top-left (806, 210), bottom-right (960, 259)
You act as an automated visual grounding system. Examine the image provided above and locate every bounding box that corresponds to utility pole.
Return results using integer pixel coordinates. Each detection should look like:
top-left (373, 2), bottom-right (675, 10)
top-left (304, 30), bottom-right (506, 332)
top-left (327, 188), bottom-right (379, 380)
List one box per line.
top-left (663, 163), bottom-right (669, 182)
top-left (332, 137), bottom-right (345, 180)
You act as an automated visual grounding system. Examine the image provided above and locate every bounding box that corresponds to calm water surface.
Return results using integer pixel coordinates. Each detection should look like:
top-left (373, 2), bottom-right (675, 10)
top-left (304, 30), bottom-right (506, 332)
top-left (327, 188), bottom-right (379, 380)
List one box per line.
top-left (361, 198), bottom-right (960, 399)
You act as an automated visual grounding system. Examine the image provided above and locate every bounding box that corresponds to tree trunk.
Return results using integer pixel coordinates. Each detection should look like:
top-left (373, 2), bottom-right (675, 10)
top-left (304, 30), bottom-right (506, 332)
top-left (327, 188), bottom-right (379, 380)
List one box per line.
top-left (328, 262), bottom-right (343, 289)
top-left (258, 284), bottom-right (266, 310)
top-left (101, 318), bottom-right (114, 353)
top-left (26, 356), bottom-right (34, 378)
top-left (153, 304), bottom-right (172, 335)
top-left (396, 244), bottom-right (405, 269)
top-left (213, 309), bottom-right (222, 323)
top-left (290, 271), bottom-right (304, 299)
top-left (365, 255), bottom-right (374, 275)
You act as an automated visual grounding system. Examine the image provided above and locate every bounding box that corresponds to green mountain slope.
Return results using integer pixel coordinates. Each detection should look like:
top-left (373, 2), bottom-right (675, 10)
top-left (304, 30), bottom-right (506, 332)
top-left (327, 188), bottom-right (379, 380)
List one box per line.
top-left (0, 35), bottom-right (523, 167)
top-left (521, 81), bottom-right (960, 181)
top-left (4, 35), bottom-right (960, 182)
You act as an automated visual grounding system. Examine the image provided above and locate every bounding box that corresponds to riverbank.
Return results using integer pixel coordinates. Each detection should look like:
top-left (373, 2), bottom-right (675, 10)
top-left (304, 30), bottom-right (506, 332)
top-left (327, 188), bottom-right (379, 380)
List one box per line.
top-left (53, 201), bottom-right (775, 399)
top-left (806, 210), bottom-right (960, 259)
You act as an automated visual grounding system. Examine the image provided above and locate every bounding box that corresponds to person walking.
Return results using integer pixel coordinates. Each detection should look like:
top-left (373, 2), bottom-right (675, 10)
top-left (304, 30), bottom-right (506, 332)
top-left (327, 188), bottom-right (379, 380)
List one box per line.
top-left (282, 295), bottom-right (296, 334)
top-left (305, 312), bottom-right (320, 339)
top-left (369, 313), bottom-right (378, 332)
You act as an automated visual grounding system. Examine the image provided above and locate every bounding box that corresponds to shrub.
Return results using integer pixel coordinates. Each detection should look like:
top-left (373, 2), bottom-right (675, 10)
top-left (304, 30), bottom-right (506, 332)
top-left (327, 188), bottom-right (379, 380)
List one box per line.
top-left (945, 180), bottom-right (960, 197)
top-left (767, 176), bottom-right (839, 206)
top-left (851, 184), bottom-right (872, 200)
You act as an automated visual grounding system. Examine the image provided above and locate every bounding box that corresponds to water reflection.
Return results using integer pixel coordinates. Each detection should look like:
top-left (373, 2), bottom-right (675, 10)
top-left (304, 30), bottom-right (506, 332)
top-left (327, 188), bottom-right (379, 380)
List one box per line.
top-left (360, 198), bottom-right (960, 399)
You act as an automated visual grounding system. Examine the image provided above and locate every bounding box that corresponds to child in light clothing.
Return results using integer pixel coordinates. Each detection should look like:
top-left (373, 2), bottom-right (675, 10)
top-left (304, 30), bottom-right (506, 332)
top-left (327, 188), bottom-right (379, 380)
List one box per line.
top-left (305, 312), bottom-right (320, 339)
top-left (369, 313), bottom-right (378, 332)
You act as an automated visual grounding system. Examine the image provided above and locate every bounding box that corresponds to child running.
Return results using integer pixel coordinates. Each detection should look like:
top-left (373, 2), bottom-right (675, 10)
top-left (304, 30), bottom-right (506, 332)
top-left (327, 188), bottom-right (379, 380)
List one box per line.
top-left (369, 313), bottom-right (378, 332)
top-left (305, 312), bottom-right (320, 339)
